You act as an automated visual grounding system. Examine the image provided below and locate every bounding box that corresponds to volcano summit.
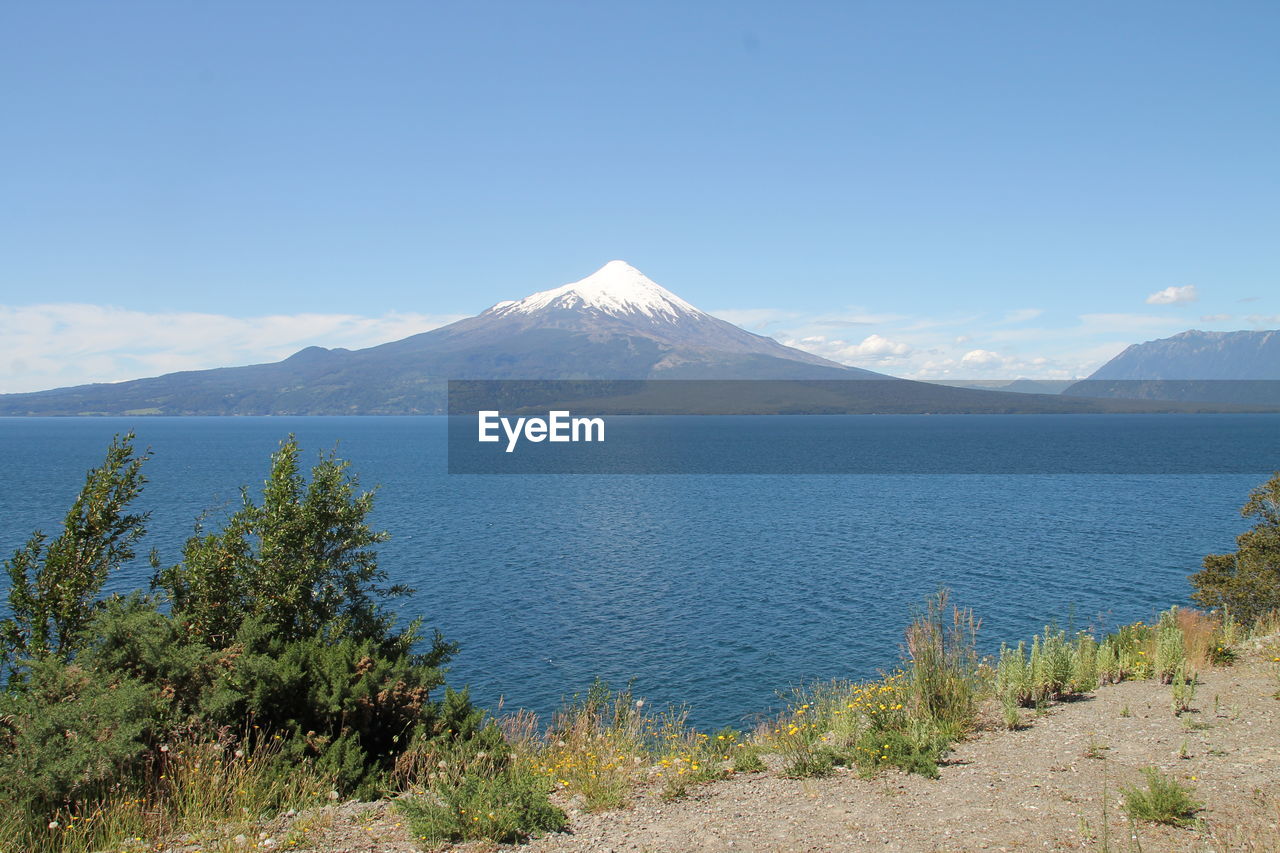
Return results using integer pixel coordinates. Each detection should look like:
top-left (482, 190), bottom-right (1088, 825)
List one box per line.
top-left (0, 262), bottom-right (873, 416)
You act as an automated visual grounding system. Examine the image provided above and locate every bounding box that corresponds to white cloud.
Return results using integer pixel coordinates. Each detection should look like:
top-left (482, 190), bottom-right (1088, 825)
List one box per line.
top-left (1244, 314), bottom-right (1280, 326)
top-left (847, 334), bottom-right (911, 357)
top-left (1145, 285), bottom-right (1198, 305)
top-left (960, 349), bottom-right (1004, 366)
top-left (0, 304), bottom-right (466, 394)
top-left (1199, 314), bottom-right (1233, 322)
top-left (782, 333), bottom-right (912, 364)
top-left (733, 301), bottom-right (1206, 382)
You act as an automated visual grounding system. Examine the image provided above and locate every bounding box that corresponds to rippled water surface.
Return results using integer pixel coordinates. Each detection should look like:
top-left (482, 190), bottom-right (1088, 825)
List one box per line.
top-left (2, 416), bottom-right (1273, 728)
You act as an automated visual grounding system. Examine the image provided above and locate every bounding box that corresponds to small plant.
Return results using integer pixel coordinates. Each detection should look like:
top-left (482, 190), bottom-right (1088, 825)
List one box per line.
top-left (1096, 639), bottom-right (1122, 685)
top-left (397, 765), bottom-right (567, 844)
top-left (1220, 610), bottom-right (1241, 647)
top-left (776, 717), bottom-right (837, 779)
top-left (1154, 607), bottom-right (1187, 684)
top-left (1122, 767), bottom-right (1202, 826)
top-left (999, 693), bottom-right (1021, 730)
top-left (1208, 642), bottom-right (1238, 666)
top-left (1002, 627), bottom-right (1099, 706)
top-left (1120, 704), bottom-right (1132, 718)
top-left (996, 641), bottom-right (1031, 708)
top-left (1070, 632), bottom-right (1100, 694)
top-left (852, 722), bottom-right (952, 780)
top-left (731, 744), bottom-right (767, 774)
top-left (1177, 738), bottom-right (1190, 759)
top-left (660, 773), bottom-right (691, 800)
top-left (507, 679), bottom-right (651, 812)
top-left (1084, 737), bottom-right (1109, 759)
top-left (1171, 664), bottom-right (1197, 715)
top-left (904, 591), bottom-right (980, 728)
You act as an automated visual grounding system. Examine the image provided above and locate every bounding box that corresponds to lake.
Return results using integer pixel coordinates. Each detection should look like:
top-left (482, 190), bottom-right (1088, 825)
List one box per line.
top-left (2, 415), bottom-right (1275, 729)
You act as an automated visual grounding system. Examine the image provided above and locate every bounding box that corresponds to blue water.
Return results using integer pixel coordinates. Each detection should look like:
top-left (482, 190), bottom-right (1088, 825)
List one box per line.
top-left (1, 415), bottom-right (1274, 730)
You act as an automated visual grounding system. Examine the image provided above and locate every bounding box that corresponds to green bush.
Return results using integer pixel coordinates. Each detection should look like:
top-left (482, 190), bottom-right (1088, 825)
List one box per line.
top-left (1191, 472), bottom-right (1280, 623)
top-left (196, 618), bottom-right (457, 798)
top-left (0, 433), bottom-right (496, 852)
top-left (732, 745), bottom-right (767, 773)
top-left (397, 764), bottom-right (567, 844)
top-left (156, 435), bottom-right (417, 650)
top-left (0, 658), bottom-right (156, 822)
top-left (77, 593), bottom-right (217, 713)
top-left (1070, 632), bottom-right (1099, 693)
top-left (2, 433), bottom-right (149, 670)
top-left (853, 722), bottom-right (952, 779)
top-left (1000, 628), bottom-right (1100, 706)
top-left (996, 640), bottom-right (1031, 708)
top-left (1096, 638), bottom-right (1122, 684)
top-left (1122, 767), bottom-right (1202, 826)
top-left (904, 590), bottom-right (980, 729)
top-left (396, 698), bottom-right (565, 845)
top-left (1154, 608), bottom-right (1187, 684)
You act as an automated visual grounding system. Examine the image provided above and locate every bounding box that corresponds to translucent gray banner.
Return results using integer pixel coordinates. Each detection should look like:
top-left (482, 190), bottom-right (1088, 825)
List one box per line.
top-left (446, 380), bottom-right (1280, 474)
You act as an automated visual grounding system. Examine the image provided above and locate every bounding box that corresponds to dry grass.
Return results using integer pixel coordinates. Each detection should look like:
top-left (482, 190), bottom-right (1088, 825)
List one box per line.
top-left (1176, 607), bottom-right (1224, 669)
top-left (0, 734), bottom-right (333, 853)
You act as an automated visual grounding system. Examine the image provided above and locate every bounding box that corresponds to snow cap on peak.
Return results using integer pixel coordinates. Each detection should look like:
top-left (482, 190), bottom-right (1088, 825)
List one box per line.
top-left (489, 261), bottom-right (704, 321)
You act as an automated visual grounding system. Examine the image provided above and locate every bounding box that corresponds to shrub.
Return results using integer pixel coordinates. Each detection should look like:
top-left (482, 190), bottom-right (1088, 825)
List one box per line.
top-left (1106, 621), bottom-right (1155, 680)
top-left (76, 593), bottom-right (216, 713)
top-left (397, 764), bottom-right (567, 844)
top-left (0, 435), bottom-right (495, 849)
top-left (1154, 608), bottom-right (1187, 684)
top-left (0, 658), bottom-right (156, 827)
top-left (1122, 767), bottom-right (1202, 826)
top-left (199, 618), bottom-right (457, 798)
top-left (509, 679), bottom-right (652, 811)
top-left (904, 590), bottom-right (980, 729)
top-left (1029, 629), bottom-right (1073, 701)
top-left (1171, 665), bottom-right (1196, 715)
top-left (1191, 472), bottom-right (1280, 624)
top-left (396, 693), bottom-right (565, 844)
top-left (156, 435), bottom-right (419, 650)
top-left (774, 715), bottom-right (838, 778)
top-left (996, 641), bottom-right (1031, 707)
top-left (999, 627), bottom-right (1100, 712)
top-left (853, 722), bottom-right (952, 779)
top-left (75, 594), bottom-right (465, 800)
top-left (731, 744), bottom-right (767, 773)
top-left (2, 433), bottom-right (149, 669)
top-left (1070, 632), bottom-right (1099, 694)
top-left (1096, 638), bottom-right (1122, 684)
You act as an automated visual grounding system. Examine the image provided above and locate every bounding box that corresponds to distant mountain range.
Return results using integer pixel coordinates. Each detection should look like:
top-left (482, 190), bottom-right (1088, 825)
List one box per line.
top-left (1064, 329), bottom-right (1280, 404)
top-left (2, 265), bottom-right (1276, 415)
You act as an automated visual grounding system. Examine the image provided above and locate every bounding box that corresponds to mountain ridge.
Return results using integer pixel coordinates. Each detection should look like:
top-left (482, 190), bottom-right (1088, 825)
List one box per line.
top-left (1063, 328), bottom-right (1280, 404)
top-left (0, 262), bottom-right (876, 415)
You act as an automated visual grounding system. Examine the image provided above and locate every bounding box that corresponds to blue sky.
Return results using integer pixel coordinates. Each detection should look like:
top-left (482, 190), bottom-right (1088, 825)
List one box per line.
top-left (2, 1), bottom-right (1277, 391)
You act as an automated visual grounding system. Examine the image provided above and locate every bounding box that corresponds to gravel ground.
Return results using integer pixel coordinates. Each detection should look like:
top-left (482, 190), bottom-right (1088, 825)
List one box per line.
top-left (229, 637), bottom-right (1280, 853)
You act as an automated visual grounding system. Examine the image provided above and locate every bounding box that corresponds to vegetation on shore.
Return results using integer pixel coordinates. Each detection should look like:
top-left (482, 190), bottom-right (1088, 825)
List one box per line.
top-left (1, 436), bottom-right (1277, 851)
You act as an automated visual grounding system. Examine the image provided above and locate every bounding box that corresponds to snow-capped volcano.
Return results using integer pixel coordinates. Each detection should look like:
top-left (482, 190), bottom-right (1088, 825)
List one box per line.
top-left (0, 260), bottom-right (886, 415)
top-left (487, 260), bottom-right (703, 322)
top-left (440, 259), bottom-right (860, 373)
